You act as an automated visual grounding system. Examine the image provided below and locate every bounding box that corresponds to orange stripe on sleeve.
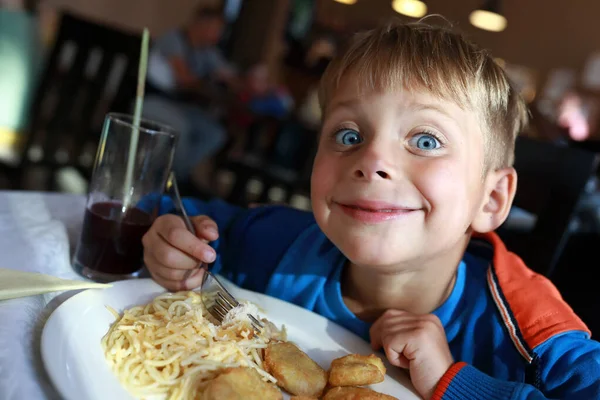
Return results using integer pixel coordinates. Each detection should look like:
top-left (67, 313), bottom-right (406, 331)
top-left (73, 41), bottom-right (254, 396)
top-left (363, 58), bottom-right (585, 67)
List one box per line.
top-left (487, 268), bottom-right (533, 362)
top-left (476, 232), bottom-right (590, 350)
top-left (431, 361), bottom-right (468, 400)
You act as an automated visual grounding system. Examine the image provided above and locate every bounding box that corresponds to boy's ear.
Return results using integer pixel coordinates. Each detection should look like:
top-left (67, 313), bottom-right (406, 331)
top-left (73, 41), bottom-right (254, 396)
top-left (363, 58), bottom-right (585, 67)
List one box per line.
top-left (472, 167), bottom-right (518, 233)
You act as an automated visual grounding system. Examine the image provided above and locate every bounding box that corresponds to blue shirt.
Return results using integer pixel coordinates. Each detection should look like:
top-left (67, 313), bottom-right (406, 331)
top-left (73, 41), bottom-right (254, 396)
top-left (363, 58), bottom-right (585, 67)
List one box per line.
top-left (158, 198), bottom-right (600, 399)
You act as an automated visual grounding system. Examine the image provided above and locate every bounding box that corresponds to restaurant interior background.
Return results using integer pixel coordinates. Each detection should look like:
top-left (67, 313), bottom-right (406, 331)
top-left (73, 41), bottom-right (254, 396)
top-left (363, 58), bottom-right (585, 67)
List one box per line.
top-left (1, 0), bottom-right (600, 335)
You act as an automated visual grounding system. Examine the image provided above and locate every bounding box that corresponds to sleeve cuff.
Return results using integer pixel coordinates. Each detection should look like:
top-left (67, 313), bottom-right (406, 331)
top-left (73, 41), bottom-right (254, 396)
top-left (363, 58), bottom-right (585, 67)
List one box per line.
top-left (431, 362), bottom-right (518, 400)
top-left (158, 195), bottom-right (175, 215)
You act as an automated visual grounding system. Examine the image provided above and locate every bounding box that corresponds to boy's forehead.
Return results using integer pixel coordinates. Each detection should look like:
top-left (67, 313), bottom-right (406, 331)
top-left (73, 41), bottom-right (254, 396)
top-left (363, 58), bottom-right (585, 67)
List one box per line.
top-left (327, 79), bottom-right (464, 115)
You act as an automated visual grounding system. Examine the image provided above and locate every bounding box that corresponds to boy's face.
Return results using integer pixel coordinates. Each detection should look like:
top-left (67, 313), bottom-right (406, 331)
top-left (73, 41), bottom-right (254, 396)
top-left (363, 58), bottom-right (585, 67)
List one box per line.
top-left (311, 81), bottom-right (493, 270)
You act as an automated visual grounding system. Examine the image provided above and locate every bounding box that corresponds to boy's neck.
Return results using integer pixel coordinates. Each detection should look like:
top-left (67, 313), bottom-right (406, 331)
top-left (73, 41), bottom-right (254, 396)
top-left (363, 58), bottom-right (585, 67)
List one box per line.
top-left (341, 242), bottom-right (467, 323)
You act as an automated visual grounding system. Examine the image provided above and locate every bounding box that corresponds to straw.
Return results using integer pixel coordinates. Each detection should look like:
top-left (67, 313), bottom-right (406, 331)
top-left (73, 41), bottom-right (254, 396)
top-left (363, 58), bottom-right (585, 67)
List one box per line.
top-left (122, 27), bottom-right (150, 211)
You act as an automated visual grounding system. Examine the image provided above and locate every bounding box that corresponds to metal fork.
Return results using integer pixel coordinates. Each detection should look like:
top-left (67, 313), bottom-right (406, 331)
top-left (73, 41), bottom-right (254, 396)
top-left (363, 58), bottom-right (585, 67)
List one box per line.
top-left (166, 172), bottom-right (264, 333)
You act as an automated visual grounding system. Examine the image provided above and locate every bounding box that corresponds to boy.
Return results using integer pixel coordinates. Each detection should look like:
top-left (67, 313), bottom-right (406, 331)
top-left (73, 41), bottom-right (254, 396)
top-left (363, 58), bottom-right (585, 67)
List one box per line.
top-left (142, 21), bottom-right (600, 399)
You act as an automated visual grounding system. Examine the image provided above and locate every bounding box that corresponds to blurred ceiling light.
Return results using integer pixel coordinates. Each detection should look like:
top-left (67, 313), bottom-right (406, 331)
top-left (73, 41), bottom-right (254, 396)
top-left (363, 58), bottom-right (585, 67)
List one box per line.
top-left (470, 0), bottom-right (507, 32)
top-left (333, 0), bottom-right (357, 4)
top-left (392, 0), bottom-right (427, 18)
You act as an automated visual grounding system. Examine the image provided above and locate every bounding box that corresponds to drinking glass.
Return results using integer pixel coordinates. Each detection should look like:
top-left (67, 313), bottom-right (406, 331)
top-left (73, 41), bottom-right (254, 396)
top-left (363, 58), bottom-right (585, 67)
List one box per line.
top-left (72, 112), bottom-right (177, 282)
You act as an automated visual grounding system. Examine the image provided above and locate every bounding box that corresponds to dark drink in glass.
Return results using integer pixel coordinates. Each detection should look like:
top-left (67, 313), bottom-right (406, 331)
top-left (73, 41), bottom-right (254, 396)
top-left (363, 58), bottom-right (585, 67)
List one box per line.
top-left (73, 202), bottom-right (153, 277)
top-left (72, 113), bottom-right (177, 282)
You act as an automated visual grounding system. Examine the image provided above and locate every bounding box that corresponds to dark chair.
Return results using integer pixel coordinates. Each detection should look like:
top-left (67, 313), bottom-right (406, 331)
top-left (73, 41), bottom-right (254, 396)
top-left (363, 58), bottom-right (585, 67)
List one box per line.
top-left (0, 12), bottom-right (141, 190)
top-left (497, 135), bottom-right (599, 276)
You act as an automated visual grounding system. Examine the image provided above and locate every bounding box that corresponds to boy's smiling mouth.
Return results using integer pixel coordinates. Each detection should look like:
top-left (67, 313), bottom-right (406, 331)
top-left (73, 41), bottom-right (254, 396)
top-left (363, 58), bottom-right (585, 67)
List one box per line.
top-left (333, 200), bottom-right (420, 223)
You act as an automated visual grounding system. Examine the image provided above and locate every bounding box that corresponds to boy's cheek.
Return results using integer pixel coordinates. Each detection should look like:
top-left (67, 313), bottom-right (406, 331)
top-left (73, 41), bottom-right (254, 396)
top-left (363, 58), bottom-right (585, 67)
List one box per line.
top-left (311, 161), bottom-right (339, 195)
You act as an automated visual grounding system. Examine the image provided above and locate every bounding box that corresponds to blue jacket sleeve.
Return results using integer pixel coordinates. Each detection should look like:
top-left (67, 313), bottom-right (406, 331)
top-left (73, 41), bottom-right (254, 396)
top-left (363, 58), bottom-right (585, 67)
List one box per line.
top-left (434, 332), bottom-right (600, 399)
top-left (157, 196), bottom-right (244, 237)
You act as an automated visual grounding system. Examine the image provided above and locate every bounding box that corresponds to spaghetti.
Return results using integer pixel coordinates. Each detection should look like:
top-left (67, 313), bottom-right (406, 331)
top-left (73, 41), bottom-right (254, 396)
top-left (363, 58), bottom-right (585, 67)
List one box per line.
top-left (101, 291), bottom-right (285, 399)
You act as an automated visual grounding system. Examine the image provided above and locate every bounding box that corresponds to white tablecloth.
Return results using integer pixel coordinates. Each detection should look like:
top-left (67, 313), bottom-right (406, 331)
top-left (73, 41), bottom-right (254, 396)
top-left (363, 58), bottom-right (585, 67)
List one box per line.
top-left (0, 191), bottom-right (87, 400)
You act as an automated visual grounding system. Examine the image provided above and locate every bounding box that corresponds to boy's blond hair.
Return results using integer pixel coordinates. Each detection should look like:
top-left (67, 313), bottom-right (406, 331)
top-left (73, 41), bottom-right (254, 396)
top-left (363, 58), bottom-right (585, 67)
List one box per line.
top-left (318, 20), bottom-right (529, 170)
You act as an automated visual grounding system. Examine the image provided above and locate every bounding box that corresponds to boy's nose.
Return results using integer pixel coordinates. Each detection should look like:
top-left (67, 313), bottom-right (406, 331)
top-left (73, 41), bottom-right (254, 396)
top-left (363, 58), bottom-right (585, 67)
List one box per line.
top-left (352, 151), bottom-right (394, 181)
top-left (353, 168), bottom-right (391, 180)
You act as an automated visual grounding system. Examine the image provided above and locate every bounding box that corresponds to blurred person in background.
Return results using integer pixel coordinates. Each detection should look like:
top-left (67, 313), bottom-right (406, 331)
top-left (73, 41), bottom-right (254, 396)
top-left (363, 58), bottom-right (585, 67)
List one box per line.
top-left (144, 6), bottom-right (237, 189)
top-left (229, 63), bottom-right (294, 157)
top-left (239, 64), bottom-right (293, 121)
top-left (557, 92), bottom-right (597, 142)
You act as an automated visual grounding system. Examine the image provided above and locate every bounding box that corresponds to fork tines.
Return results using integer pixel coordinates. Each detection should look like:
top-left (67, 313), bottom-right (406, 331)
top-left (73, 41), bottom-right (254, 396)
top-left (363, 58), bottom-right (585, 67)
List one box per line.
top-left (210, 291), bottom-right (264, 333)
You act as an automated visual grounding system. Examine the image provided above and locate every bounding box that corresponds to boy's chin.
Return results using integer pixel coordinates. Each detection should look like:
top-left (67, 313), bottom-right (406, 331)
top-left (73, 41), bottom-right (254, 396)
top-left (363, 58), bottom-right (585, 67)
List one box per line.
top-left (337, 242), bottom-right (416, 271)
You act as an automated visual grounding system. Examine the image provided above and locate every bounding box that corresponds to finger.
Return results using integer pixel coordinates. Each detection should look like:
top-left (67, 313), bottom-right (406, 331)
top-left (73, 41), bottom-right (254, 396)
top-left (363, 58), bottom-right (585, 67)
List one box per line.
top-left (380, 309), bottom-right (407, 319)
top-left (385, 346), bottom-right (410, 369)
top-left (382, 324), bottom-right (427, 369)
top-left (154, 213), bottom-right (187, 232)
top-left (149, 270), bottom-right (186, 292)
top-left (154, 214), bottom-right (217, 256)
top-left (370, 316), bottom-right (385, 350)
top-left (158, 227), bottom-right (216, 264)
top-left (142, 217), bottom-right (175, 250)
top-left (143, 238), bottom-right (181, 273)
top-left (190, 216), bottom-right (219, 241)
top-left (380, 329), bottom-right (411, 369)
top-left (370, 310), bottom-right (413, 349)
top-left (146, 253), bottom-right (199, 282)
top-left (372, 321), bottom-right (424, 356)
top-left (152, 234), bottom-right (205, 270)
top-left (380, 316), bottom-right (422, 334)
top-left (143, 250), bottom-right (163, 274)
top-left (183, 268), bottom-right (206, 290)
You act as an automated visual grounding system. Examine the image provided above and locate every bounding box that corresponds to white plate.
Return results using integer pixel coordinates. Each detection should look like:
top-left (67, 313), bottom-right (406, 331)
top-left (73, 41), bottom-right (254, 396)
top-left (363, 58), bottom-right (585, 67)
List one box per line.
top-left (41, 279), bottom-right (419, 400)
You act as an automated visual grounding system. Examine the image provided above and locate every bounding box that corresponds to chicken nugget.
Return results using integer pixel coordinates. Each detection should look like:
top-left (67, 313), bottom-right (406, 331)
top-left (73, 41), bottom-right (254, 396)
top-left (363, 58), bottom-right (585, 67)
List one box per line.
top-left (323, 386), bottom-right (398, 400)
top-left (290, 397), bottom-right (319, 400)
top-left (201, 367), bottom-right (282, 400)
top-left (328, 354), bottom-right (386, 387)
top-left (264, 341), bottom-right (328, 397)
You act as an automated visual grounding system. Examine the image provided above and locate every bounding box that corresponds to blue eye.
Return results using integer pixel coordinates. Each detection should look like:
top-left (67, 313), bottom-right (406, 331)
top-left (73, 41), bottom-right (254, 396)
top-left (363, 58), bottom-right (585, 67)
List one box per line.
top-left (334, 129), bottom-right (363, 146)
top-left (410, 133), bottom-right (441, 151)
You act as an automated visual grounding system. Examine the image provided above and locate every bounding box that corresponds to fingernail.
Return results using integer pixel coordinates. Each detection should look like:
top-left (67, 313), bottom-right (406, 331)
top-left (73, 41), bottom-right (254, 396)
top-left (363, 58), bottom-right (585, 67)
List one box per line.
top-left (205, 225), bottom-right (218, 236)
top-left (203, 249), bottom-right (216, 262)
